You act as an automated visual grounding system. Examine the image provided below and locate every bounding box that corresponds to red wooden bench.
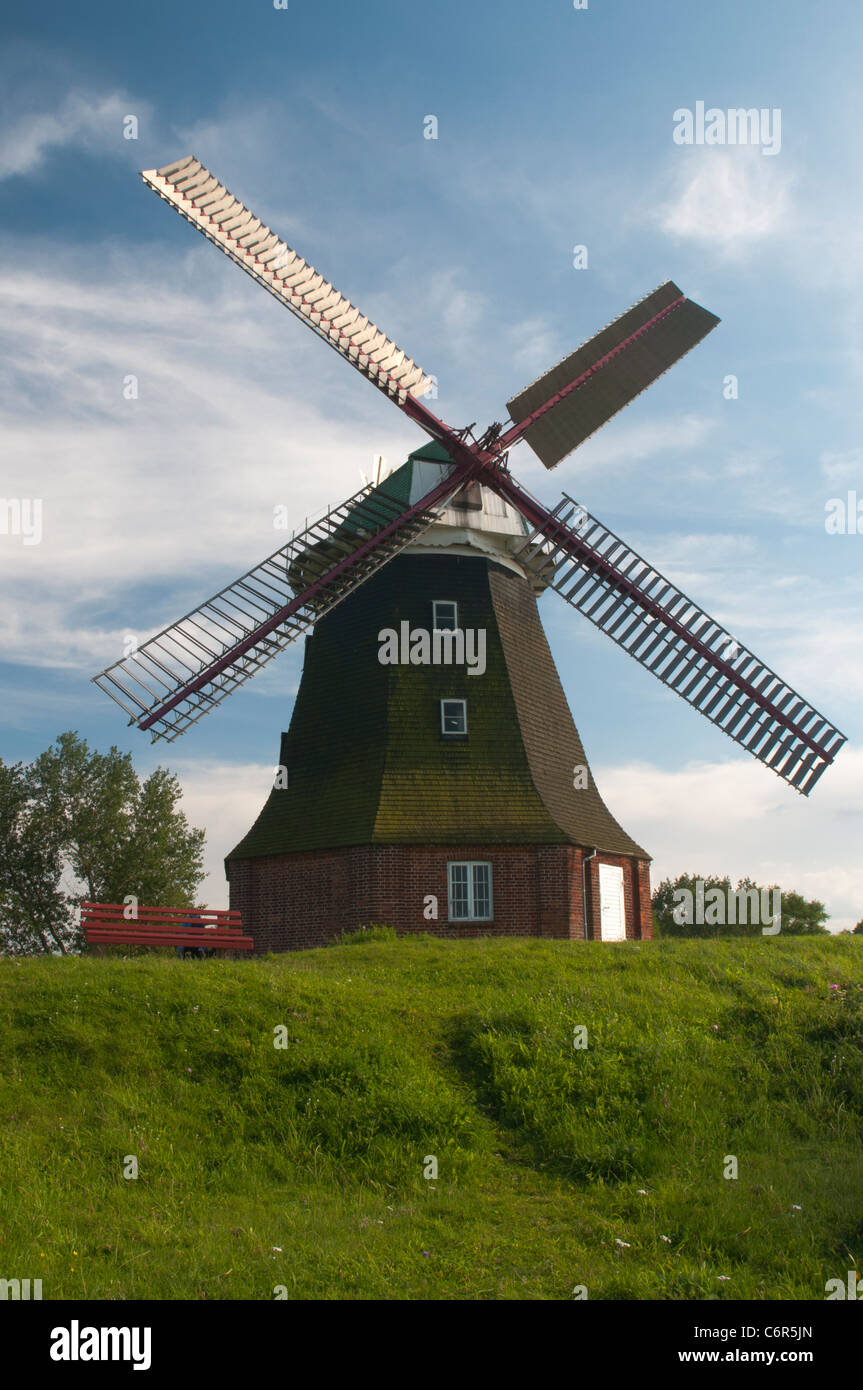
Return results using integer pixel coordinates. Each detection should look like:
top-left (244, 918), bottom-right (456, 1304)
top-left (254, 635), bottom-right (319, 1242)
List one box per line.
top-left (81, 902), bottom-right (254, 955)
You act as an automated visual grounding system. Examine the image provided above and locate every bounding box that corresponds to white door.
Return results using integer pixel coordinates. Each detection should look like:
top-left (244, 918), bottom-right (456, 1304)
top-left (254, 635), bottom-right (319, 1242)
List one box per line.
top-left (598, 863), bottom-right (626, 941)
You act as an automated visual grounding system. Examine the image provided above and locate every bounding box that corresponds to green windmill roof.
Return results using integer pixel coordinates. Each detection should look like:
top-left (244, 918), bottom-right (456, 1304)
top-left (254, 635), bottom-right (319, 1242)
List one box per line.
top-left (337, 441), bottom-right (455, 538)
top-left (407, 441), bottom-right (454, 464)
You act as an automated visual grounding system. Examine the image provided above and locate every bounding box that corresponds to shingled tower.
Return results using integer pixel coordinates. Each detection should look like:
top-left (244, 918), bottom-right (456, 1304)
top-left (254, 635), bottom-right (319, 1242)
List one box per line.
top-left (225, 444), bottom-right (652, 949)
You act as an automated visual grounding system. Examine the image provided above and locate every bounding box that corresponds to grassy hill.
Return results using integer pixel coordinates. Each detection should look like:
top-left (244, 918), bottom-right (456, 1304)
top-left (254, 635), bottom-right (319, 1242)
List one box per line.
top-left (1, 934), bottom-right (862, 1300)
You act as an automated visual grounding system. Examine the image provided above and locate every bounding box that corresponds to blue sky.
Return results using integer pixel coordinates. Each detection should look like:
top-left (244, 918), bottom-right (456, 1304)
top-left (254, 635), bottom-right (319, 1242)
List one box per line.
top-left (2, 0), bottom-right (862, 923)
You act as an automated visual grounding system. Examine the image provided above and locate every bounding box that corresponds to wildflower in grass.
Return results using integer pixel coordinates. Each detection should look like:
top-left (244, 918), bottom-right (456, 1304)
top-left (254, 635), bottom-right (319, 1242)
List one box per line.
top-left (829, 984), bottom-right (839, 992)
top-left (660, 1236), bottom-right (671, 1243)
top-left (636, 1189), bottom-right (648, 1195)
top-left (717, 1275), bottom-right (730, 1281)
top-left (791, 1205), bottom-right (802, 1211)
top-left (614, 1238), bottom-right (631, 1248)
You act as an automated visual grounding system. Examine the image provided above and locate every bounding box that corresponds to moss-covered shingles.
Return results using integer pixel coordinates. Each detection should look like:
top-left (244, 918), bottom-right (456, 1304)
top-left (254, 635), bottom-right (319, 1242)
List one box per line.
top-left (228, 550), bottom-right (649, 859)
top-left (489, 566), bottom-right (648, 859)
top-left (373, 554), bottom-right (566, 842)
top-left (228, 566), bottom-right (393, 858)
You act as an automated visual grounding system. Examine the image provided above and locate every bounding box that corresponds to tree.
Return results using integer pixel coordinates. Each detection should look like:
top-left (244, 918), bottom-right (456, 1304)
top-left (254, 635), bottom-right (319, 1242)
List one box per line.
top-left (853, 920), bottom-right (863, 936)
top-left (652, 872), bottom-right (829, 938)
top-left (653, 872), bottom-right (733, 938)
top-left (0, 732), bottom-right (206, 955)
top-left (0, 760), bottom-right (72, 955)
top-left (776, 891), bottom-right (829, 936)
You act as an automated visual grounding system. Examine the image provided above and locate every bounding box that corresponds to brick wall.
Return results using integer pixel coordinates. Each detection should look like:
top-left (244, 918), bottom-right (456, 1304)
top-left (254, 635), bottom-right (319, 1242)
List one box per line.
top-left (227, 844), bottom-right (651, 952)
top-left (636, 859), bottom-right (654, 939)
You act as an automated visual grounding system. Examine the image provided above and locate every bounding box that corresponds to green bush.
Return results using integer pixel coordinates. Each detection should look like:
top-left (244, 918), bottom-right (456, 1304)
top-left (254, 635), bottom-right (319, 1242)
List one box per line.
top-left (336, 923), bottom-right (398, 945)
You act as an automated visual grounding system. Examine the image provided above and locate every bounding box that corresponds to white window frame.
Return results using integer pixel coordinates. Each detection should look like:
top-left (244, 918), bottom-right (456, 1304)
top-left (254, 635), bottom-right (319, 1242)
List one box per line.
top-left (432, 600), bottom-right (458, 631)
top-left (440, 698), bottom-right (467, 736)
top-left (448, 861), bottom-right (493, 921)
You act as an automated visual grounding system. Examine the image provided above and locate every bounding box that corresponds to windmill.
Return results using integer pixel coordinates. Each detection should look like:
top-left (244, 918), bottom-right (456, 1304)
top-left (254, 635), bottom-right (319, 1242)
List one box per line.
top-left (93, 156), bottom-right (846, 950)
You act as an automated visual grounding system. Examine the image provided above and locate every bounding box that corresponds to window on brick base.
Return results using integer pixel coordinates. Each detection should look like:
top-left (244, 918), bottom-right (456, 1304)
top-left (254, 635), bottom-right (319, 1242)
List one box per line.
top-left (448, 861), bottom-right (492, 921)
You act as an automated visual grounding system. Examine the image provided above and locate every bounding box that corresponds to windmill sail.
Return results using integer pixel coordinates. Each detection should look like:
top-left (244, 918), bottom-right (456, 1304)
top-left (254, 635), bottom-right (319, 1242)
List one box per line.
top-left (496, 479), bottom-right (845, 795)
top-left (141, 156), bottom-right (434, 406)
top-left (93, 467), bottom-right (464, 742)
top-left (505, 282), bottom-right (720, 468)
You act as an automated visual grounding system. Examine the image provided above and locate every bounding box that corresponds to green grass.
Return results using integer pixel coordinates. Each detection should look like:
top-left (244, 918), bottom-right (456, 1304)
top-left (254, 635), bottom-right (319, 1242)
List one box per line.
top-left (1, 936), bottom-right (862, 1300)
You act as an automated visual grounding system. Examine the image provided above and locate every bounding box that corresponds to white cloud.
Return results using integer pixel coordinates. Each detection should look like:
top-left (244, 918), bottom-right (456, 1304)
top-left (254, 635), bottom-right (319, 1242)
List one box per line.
top-left (0, 91), bottom-right (146, 180)
top-left (166, 759), bottom-right (274, 909)
top-left (507, 316), bottom-right (559, 376)
top-left (0, 605), bottom-right (123, 672)
top-left (0, 244), bottom-right (419, 672)
top-left (514, 412), bottom-right (716, 488)
top-left (598, 745), bottom-right (863, 932)
top-left (656, 150), bottom-right (794, 256)
top-left (437, 272), bottom-right (485, 337)
top-left (820, 447), bottom-right (863, 484)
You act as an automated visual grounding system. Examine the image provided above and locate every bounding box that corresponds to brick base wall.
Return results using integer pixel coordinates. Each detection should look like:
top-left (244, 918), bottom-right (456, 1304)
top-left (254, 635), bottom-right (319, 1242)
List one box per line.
top-left (227, 844), bottom-right (652, 953)
top-left (636, 859), bottom-right (654, 939)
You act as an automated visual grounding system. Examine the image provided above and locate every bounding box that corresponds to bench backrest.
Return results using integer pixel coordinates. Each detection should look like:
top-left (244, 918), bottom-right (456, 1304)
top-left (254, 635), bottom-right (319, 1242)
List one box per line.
top-left (81, 902), bottom-right (244, 934)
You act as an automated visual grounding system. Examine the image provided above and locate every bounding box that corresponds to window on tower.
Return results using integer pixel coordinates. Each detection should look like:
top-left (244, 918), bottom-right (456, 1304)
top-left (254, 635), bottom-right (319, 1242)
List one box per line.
top-left (433, 600), bottom-right (458, 631)
top-left (448, 862), bottom-right (493, 921)
top-left (440, 699), bottom-right (467, 736)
